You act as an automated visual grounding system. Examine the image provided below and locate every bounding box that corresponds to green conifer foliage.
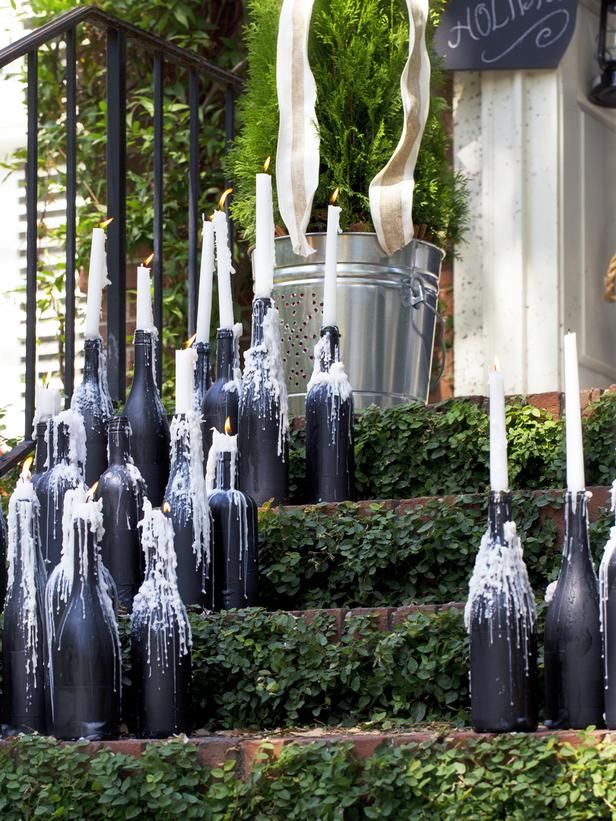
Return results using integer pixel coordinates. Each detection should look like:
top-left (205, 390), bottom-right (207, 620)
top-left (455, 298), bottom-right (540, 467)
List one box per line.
top-left (228, 0), bottom-right (468, 249)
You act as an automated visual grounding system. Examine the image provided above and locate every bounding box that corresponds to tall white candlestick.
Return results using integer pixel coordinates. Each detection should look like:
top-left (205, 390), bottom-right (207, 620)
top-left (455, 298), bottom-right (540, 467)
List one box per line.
top-left (212, 209), bottom-right (235, 330)
top-left (84, 227), bottom-right (109, 339)
top-left (136, 264), bottom-right (155, 332)
top-left (322, 203), bottom-right (341, 328)
top-left (196, 220), bottom-right (215, 343)
top-left (254, 172), bottom-right (275, 298)
top-left (488, 364), bottom-right (508, 492)
top-left (564, 332), bottom-right (585, 494)
top-left (175, 348), bottom-right (197, 415)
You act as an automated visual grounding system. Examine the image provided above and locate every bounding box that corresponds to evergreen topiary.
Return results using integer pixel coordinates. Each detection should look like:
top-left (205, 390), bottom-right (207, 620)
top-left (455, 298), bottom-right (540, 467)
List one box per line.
top-left (228, 0), bottom-right (469, 249)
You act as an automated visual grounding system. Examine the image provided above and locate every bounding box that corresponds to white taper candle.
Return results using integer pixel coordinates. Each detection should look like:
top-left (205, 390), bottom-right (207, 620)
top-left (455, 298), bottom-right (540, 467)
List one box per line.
top-left (322, 202), bottom-right (341, 328)
top-left (488, 362), bottom-right (508, 492)
top-left (196, 220), bottom-right (215, 343)
top-left (175, 347), bottom-right (197, 415)
top-left (136, 263), bottom-right (155, 332)
top-left (212, 209), bottom-right (235, 330)
top-left (254, 170), bottom-right (275, 298)
top-left (84, 227), bottom-right (109, 339)
top-left (564, 332), bottom-right (585, 494)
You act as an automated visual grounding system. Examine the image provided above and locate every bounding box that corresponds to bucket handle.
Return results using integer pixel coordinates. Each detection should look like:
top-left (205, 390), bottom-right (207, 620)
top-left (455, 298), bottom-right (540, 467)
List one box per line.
top-left (403, 275), bottom-right (446, 391)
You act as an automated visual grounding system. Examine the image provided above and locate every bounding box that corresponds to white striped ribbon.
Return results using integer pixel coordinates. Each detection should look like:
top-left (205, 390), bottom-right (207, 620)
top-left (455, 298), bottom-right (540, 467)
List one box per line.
top-left (275, 0), bottom-right (319, 258)
top-left (369, 0), bottom-right (431, 256)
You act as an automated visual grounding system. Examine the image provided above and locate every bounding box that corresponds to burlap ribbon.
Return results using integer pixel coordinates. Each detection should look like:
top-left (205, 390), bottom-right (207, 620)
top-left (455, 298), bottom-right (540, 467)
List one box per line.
top-left (369, 0), bottom-right (431, 256)
top-left (275, 0), bottom-right (319, 258)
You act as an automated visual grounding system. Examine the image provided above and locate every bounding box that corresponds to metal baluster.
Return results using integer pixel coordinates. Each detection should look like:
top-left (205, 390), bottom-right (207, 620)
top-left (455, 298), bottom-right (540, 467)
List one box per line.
top-left (24, 50), bottom-right (38, 440)
top-left (153, 53), bottom-right (164, 389)
top-left (187, 69), bottom-right (199, 338)
top-left (106, 28), bottom-right (127, 403)
top-left (64, 26), bottom-right (77, 406)
top-left (224, 84), bottom-right (235, 255)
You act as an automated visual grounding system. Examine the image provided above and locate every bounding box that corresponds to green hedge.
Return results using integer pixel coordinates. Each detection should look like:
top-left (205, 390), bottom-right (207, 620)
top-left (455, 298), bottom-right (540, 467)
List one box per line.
top-left (258, 494), bottom-right (613, 609)
top-left (288, 394), bottom-right (616, 503)
top-left (2, 732), bottom-right (616, 819)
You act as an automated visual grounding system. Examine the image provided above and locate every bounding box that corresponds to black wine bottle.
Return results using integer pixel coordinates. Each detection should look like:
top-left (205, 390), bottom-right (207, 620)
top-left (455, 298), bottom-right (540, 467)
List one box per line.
top-left (305, 326), bottom-right (354, 503)
top-left (35, 413), bottom-right (85, 571)
top-left (465, 491), bottom-right (537, 732)
top-left (0, 503), bottom-right (7, 612)
top-left (600, 515), bottom-right (616, 727)
top-left (544, 491), bottom-right (604, 729)
top-left (96, 416), bottom-right (146, 611)
top-left (209, 448), bottom-right (258, 610)
top-left (49, 502), bottom-right (121, 740)
top-left (32, 420), bottom-right (49, 486)
top-left (71, 337), bottom-right (114, 486)
top-left (238, 297), bottom-right (289, 506)
top-left (3, 481), bottom-right (47, 734)
top-left (193, 340), bottom-right (212, 413)
top-left (163, 412), bottom-right (211, 608)
top-left (201, 328), bottom-right (239, 459)
top-left (131, 500), bottom-right (192, 737)
top-left (123, 329), bottom-right (170, 506)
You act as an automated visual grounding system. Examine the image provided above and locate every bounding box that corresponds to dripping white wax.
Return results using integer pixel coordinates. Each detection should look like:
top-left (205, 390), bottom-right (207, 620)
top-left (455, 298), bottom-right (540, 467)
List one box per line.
top-left (205, 427), bottom-right (238, 494)
top-left (175, 347), bottom-right (197, 415)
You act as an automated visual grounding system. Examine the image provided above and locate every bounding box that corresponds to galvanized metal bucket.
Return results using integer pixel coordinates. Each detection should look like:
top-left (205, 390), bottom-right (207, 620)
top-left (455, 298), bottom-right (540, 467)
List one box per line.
top-left (262, 233), bottom-right (445, 416)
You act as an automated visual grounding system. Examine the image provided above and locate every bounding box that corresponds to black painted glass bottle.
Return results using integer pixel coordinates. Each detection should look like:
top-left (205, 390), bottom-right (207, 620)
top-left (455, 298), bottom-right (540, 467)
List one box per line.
top-left (163, 413), bottom-right (210, 608)
top-left (35, 415), bottom-right (84, 571)
top-left (201, 328), bottom-right (239, 460)
top-left (465, 491), bottom-right (537, 732)
top-left (0, 503), bottom-right (7, 612)
top-left (3, 481), bottom-right (47, 734)
top-left (209, 447), bottom-right (258, 610)
top-left (238, 297), bottom-right (289, 506)
top-left (96, 417), bottom-right (146, 611)
top-left (600, 510), bottom-right (616, 727)
top-left (123, 329), bottom-right (170, 506)
top-left (71, 337), bottom-right (114, 486)
top-left (305, 326), bottom-right (354, 503)
top-left (193, 340), bottom-right (212, 414)
top-left (544, 491), bottom-right (604, 729)
top-left (50, 505), bottom-right (121, 740)
top-left (131, 501), bottom-right (192, 737)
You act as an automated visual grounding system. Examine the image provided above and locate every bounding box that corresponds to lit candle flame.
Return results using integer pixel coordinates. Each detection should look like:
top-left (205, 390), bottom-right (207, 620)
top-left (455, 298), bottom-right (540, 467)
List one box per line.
top-left (330, 188), bottom-right (340, 205)
top-left (163, 502), bottom-right (171, 514)
top-left (185, 333), bottom-right (197, 349)
top-left (263, 156), bottom-right (271, 173)
top-left (218, 188), bottom-right (234, 210)
top-left (224, 417), bottom-right (232, 435)
top-left (144, 253), bottom-right (154, 267)
top-left (100, 217), bottom-right (114, 229)
top-left (86, 481), bottom-right (99, 501)
top-left (492, 356), bottom-right (501, 372)
top-left (21, 456), bottom-right (33, 481)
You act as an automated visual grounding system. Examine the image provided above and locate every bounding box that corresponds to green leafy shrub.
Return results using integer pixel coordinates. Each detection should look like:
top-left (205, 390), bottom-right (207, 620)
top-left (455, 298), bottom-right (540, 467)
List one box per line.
top-left (228, 0), bottom-right (468, 247)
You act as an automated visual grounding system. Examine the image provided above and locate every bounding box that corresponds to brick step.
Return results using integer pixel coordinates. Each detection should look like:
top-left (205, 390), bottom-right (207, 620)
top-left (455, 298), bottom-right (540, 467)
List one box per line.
top-left (48, 728), bottom-right (612, 778)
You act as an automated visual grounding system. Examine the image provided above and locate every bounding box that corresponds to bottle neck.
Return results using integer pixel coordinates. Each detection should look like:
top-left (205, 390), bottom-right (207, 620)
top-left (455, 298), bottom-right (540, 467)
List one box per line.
top-left (194, 342), bottom-right (211, 389)
top-left (71, 520), bottom-right (98, 592)
top-left (250, 297), bottom-right (272, 347)
top-left (133, 330), bottom-right (157, 388)
top-left (108, 418), bottom-right (131, 465)
top-left (487, 491), bottom-right (513, 543)
top-left (55, 423), bottom-right (71, 465)
top-left (317, 326), bottom-right (341, 373)
top-left (216, 329), bottom-right (234, 380)
top-left (215, 451), bottom-right (236, 490)
top-left (82, 337), bottom-right (101, 382)
top-left (562, 491), bottom-right (594, 568)
top-left (34, 421), bottom-right (48, 473)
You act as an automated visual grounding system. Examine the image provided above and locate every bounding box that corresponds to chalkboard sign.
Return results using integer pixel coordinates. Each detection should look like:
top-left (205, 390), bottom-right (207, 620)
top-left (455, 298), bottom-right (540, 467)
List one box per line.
top-left (433, 0), bottom-right (578, 71)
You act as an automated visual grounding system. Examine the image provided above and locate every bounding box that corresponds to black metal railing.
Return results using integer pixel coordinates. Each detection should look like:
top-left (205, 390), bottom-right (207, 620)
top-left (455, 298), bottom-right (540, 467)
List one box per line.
top-left (0, 6), bottom-right (242, 476)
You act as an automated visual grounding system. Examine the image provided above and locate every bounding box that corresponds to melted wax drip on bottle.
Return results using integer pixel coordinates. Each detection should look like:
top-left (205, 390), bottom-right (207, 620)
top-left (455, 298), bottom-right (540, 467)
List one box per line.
top-left (48, 497), bottom-right (121, 740)
top-left (465, 491), bottom-right (537, 732)
top-left (163, 412), bottom-right (211, 608)
top-left (96, 416), bottom-right (146, 610)
top-left (123, 329), bottom-right (170, 506)
top-left (3, 480), bottom-right (47, 734)
top-left (544, 490), bottom-right (604, 729)
top-left (238, 297), bottom-right (289, 506)
top-left (598, 480), bottom-right (616, 727)
top-left (131, 500), bottom-right (192, 737)
top-left (35, 411), bottom-right (86, 571)
top-left (305, 326), bottom-right (354, 503)
top-left (71, 336), bottom-right (114, 486)
top-left (207, 439), bottom-right (258, 610)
